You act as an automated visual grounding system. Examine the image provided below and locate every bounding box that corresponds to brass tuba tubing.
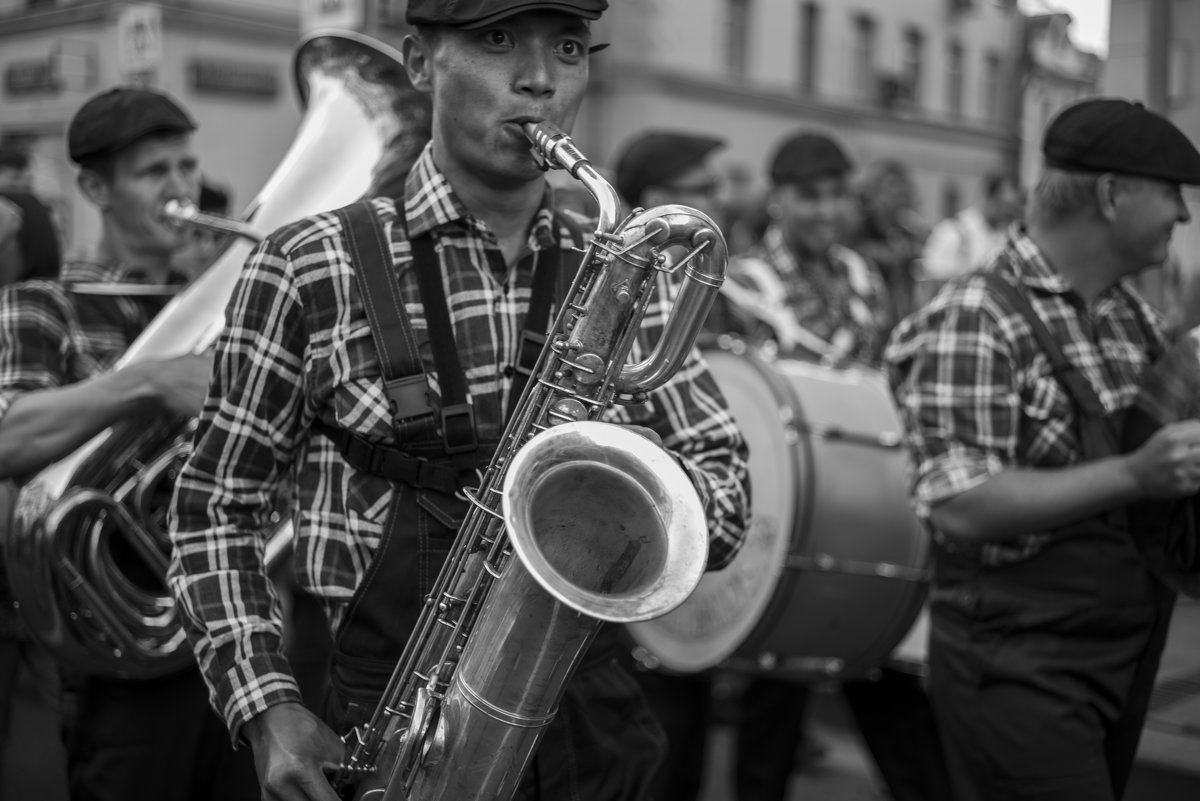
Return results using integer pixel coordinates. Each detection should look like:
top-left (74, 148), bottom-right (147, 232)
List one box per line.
top-left (2, 29), bottom-right (432, 679)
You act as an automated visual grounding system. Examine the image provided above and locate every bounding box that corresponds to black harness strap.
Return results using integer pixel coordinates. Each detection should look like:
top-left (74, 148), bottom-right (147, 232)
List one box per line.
top-left (339, 200), bottom-right (432, 421)
top-left (410, 234), bottom-right (478, 455)
top-left (983, 272), bottom-right (1109, 424)
top-left (506, 213), bottom-right (584, 419)
top-left (315, 201), bottom-right (458, 494)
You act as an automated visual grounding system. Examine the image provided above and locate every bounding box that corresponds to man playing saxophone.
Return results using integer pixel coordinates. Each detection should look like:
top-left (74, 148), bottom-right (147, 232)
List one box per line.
top-left (167, 3), bottom-right (750, 800)
top-left (0, 87), bottom-right (258, 801)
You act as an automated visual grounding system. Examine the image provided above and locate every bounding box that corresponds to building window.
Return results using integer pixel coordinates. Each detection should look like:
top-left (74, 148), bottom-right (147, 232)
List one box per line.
top-left (947, 40), bottom-right (964, 118)
top-left (798, 2), bottom-right (821, 96)
top-left (983, 50), bottom-right (1002, 120)
top-left (902, 26), bottom-right (925, 107)
top-left (726, 0), bottom-right (752, 77)
top-left (852, 13), bottom-right (877, 102)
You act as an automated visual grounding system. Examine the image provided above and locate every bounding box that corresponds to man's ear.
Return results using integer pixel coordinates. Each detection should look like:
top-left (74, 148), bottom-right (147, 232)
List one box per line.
top-left (401, 34), bottom-right (434, 94)
top-left (77, 170), bottom-right (110, 211)
top-left (1095, 173), bottom-right (1121, 222)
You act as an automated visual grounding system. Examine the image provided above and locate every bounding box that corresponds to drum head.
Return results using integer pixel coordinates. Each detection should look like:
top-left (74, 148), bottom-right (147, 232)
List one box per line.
top-left (626, 348), bottom-right (796, 673)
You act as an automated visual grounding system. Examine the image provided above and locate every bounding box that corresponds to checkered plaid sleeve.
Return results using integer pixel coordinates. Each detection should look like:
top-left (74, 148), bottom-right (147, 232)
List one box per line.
top-left (0, 281), bottom-right (74, 421)
top-left (168, 229), bottom-right (315, 742)
top-left (606, 271), bottom-right (750, 570)
top-left (884, 277), bottom-right (1020, 521)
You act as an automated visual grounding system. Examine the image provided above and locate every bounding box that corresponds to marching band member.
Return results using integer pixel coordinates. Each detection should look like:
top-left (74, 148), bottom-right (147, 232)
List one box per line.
top-left (168, 3), bottom-right (749, 800)
top-left (886, 97), bottom-right (1200, 801)
top-left (0, 87), bottom-right (257, 801)
top-left (612, 128), bottom-right (727, 801)
top-left (711, 130), bottom-right (891, 367)
top-left (711, 129), bottom-right (952, 801)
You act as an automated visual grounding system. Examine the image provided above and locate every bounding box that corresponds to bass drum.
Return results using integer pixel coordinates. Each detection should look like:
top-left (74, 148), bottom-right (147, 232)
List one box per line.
top-left (628, 346), bottom-right (929, 680)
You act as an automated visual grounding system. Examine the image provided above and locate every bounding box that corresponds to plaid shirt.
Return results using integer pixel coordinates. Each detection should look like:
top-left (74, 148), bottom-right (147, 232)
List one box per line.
top-left (0, 260), bottom-right (181, 637)
top-left (721, 224), bottom-right (892, 365)
top-left (885, 227), bottom-right (1165, 566)
top-left (169, 146), bottom-right (750, 738)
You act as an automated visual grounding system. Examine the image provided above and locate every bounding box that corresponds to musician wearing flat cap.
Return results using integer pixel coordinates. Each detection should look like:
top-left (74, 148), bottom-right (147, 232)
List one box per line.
top-left (886, 97), bottom-right (1200, 801)
top-left (169, 2), bottom-right (749, 800)
top-left (0, 87), bottom-right (257, 801)
top-left (714, 130), bottom-right (892, 366)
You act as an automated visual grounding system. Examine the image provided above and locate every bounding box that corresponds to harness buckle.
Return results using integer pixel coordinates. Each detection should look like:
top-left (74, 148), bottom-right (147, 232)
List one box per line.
top-left (440, 403), bottom-right (478, 455)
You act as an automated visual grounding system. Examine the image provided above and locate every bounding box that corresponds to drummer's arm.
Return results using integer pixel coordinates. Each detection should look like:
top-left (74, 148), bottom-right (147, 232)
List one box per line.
top-left (930, 462), bottom-right (1148, 544)
top-left (933, 420), bottom-right (1200, 543)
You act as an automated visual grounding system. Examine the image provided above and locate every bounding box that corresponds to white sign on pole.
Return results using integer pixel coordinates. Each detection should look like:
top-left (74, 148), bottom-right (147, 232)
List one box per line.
top-left (116, 3), bottom-right (163, 75)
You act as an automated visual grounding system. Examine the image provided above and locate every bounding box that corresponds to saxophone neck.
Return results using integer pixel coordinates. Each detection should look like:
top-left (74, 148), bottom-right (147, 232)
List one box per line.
top-left (523, 122), bottom-right (622, 234)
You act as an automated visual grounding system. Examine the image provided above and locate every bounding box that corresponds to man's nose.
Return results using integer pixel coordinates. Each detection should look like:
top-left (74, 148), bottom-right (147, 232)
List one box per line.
top-left (514, 49), bottom-right (555, 98)
top-left (167, 170), bottom-right (199, 203)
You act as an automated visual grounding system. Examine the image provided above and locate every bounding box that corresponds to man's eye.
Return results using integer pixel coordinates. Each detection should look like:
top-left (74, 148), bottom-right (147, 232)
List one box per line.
top-left (484, 30), bottom-right (513, 47)
top-left (556, 39), bottom-right (585, 57)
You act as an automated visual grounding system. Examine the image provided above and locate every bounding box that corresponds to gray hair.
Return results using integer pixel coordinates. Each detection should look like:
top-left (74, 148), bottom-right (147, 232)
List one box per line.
top-left (1027, 168), bottom-right (1101, 224)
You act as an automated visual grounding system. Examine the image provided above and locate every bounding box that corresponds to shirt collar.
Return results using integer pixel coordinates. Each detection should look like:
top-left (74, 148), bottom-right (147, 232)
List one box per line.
top-left (402, 142), bottom-right (562, 254)
top-left (999, 225), bottom-right (1142, 304)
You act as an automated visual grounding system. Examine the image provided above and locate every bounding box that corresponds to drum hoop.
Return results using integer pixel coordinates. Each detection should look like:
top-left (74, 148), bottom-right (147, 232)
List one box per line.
top-left (626, 347), bottom-right (802, 672)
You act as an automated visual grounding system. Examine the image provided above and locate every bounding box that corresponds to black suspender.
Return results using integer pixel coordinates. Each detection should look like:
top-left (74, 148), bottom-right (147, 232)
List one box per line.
top-left (982, 273), bottom-right (1109, 422)
top-left (320, 199), bottom-right (579, 486)
top-left (410, 234), bottom-right (478, 455)
top-left (339, 200), bottom-right (431, 421)
top-left (507, 212), bottom-right (583, 419)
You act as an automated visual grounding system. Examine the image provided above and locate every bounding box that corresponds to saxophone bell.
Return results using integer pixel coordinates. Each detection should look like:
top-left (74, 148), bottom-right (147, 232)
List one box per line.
top-left (504, 421), bottom-right (707, 623)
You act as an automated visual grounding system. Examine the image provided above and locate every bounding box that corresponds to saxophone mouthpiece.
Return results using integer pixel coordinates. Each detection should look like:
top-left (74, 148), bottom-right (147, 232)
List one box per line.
top-left (524, 122), bottom-right (591, 177)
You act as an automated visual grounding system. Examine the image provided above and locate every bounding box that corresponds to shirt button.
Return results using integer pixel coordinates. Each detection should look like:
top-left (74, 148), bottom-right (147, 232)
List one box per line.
top-left (504, 365), bottom-right (515, 378)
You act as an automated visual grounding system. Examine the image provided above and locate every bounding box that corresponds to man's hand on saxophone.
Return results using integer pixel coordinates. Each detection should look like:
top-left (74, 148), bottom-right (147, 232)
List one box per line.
top-left (243, 702), bottom-right (343, 801)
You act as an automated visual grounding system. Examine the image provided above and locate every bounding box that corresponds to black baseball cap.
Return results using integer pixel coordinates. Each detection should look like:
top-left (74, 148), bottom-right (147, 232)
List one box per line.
top-left (1043, 97), bottom-right (1200, 185)
top-left (769, 131), bottom-right (854, 187)
top-left (67, 86), bottom-right (195, 165)
top-left (615, 131), bottom-right (725, 205)
top-left (406, 0), bottom-right (607, 28)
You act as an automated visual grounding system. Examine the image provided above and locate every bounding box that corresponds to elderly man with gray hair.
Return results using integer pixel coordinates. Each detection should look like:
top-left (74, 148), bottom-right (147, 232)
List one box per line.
top-left (887, 97), bottom-right (1200, 801)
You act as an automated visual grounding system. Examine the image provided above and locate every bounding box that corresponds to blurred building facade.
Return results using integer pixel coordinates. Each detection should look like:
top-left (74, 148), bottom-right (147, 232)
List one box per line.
top-left (0, 0), bottom-right (303, 257)
top-left (577, 0), bottom-right (1027, 228)
top-left (1017, 10), bottom-right (1103, 191)
top-left (2, 0), bottom-right (1065, 255)
top-left (1107, 0), bottom-right (1200, 320)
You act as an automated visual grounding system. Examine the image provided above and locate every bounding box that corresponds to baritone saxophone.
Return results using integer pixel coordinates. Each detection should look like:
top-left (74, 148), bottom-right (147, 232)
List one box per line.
top-left (332, 122), bottom-right (729, 801)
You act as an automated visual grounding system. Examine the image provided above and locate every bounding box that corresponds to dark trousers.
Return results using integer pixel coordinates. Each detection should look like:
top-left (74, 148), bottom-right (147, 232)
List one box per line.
top-left (734, 677), bottom-right (811, 801)
top-left (0, 638), bottom-right (69, 801)
top-left (843, 668), bottom-right (954, 801)
top-left (734, 670), bottom-right (952, 801)
top-left (68, 667), bottom-right (259, 801)
top-left (929, 540), bottom-right (1174, 801)
top-left (628, 667), bottom-right (714, 801)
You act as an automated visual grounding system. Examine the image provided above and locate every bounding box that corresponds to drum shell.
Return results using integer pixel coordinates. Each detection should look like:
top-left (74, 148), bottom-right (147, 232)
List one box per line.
top-left (628, 348), bottom-right (929, 680)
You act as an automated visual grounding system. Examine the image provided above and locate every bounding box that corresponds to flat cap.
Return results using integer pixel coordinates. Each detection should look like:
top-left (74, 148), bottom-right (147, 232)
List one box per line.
top-left (615, 131), bottom-right (724, 205)
top-left (1043, 97), bottom-right (1200, 185)
top-left (407, 0), bottom-right (607, 28)
top-left (68, 87), bottom-right (195, 164)
top-left (769, 131), bottom-right (854, 186)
